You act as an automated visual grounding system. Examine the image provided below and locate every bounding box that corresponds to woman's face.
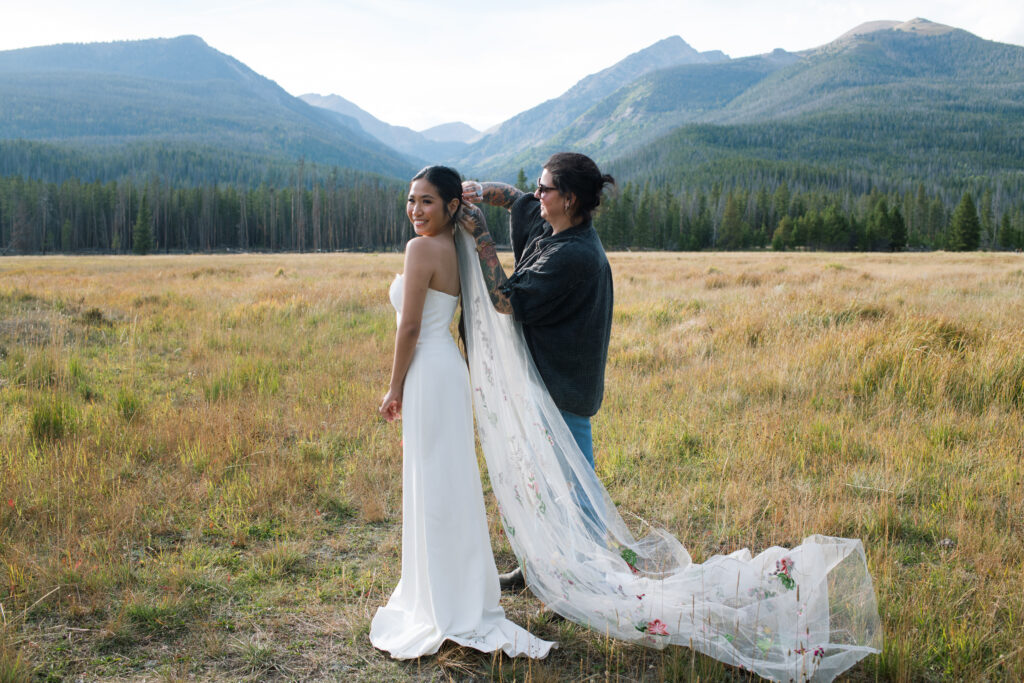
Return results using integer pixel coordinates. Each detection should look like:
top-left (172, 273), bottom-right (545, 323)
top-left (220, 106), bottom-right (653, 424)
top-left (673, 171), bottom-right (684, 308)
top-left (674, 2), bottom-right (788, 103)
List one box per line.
top-left (535, 168), bottom-right (566, 224)
top-left (407, 178), bottom-right (456, 236)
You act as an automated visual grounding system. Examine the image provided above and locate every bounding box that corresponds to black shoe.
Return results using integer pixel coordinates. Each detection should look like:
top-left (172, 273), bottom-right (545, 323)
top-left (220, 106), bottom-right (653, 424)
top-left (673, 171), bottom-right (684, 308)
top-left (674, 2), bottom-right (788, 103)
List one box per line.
top-left (498, 567), bottom-right (525, 591)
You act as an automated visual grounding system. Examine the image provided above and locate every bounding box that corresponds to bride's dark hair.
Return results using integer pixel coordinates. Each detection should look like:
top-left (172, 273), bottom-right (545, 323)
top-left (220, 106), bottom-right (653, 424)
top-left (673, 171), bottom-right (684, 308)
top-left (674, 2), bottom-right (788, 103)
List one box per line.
top-left (410, 165), bottom-right (469, 359)
top-left (411, 165), bottom-right (463, 225)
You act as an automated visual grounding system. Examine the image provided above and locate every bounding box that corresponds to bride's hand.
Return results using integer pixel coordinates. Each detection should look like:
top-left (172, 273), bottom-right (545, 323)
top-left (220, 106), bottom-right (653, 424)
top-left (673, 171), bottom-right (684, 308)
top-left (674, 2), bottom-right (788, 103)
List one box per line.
top-left (379, 389), bottom-right (402, 421)
top-left (462, 181), bottom-right (483, 204)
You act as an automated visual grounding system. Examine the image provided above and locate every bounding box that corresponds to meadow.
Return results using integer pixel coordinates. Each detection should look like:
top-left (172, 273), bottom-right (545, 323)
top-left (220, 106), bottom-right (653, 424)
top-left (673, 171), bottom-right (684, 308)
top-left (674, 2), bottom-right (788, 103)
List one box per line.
top-left (1, 249), bottom-right (1022, 681)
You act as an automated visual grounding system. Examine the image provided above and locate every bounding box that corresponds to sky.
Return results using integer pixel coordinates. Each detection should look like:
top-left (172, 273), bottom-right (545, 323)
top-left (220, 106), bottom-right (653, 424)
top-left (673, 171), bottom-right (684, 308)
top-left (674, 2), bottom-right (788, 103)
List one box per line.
top-left (2, 0), bottom-right (1023, 132)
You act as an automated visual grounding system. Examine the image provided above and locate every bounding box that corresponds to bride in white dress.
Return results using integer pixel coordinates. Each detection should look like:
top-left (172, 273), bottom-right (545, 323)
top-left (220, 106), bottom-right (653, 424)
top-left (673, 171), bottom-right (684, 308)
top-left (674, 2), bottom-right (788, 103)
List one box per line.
top-left (370, 166), bottom-right (554, 660)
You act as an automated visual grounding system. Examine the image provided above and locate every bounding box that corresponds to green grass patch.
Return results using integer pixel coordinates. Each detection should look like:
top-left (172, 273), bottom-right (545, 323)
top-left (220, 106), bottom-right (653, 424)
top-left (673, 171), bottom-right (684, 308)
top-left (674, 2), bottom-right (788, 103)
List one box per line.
top-left (28, 396), bottom-right (77, 442)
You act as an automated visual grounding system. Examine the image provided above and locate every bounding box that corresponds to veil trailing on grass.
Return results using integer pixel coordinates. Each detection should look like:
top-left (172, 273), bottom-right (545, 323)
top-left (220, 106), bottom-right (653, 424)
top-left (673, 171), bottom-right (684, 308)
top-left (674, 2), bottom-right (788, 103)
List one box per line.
top-left (455, 227), bottom-right (881, 682)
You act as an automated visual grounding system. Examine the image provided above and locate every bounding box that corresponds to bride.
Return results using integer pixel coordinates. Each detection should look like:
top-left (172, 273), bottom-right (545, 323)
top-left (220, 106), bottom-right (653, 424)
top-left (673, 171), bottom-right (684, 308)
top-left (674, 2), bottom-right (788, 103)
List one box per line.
top-left (370, 165), bottom-right (554, 660)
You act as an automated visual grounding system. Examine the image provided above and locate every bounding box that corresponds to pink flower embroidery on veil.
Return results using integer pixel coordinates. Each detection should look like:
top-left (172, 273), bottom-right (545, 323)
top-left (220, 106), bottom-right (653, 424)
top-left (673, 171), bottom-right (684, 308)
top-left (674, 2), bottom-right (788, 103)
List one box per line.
top-left (772, 556), bottom-right (796, 590)
top-left (648, 620), bottom-right (669, 636)
top-left (636, 619), bottom-right (669, 636)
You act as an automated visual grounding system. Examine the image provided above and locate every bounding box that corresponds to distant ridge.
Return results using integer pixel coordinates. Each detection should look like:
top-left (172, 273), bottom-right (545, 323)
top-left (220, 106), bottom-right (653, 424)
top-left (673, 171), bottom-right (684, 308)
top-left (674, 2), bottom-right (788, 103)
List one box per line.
top-left (419, 122), bottom-right (479, 144)
top-left (453, 35), bottom-right (724, 171)
top-left (299, 93), bottom-right (472, 161)
top-left (0, 35), bottom-right (238, 80)
top-left (0, 36), bottom-right (416, 181)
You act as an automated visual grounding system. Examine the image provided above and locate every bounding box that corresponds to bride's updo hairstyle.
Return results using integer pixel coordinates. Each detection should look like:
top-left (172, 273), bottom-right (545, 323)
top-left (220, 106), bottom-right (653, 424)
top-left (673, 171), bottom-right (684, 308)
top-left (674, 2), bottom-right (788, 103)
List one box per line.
top-left (411, 165), bottom-right (463, 226)
top-left (544, 152), bottom-right (615, 224)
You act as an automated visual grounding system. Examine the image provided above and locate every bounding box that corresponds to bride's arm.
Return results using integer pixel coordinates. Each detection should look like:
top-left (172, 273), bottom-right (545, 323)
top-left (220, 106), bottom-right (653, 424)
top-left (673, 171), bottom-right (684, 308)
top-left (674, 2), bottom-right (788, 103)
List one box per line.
top-left (458, 204), bottom-right (513, 315)
top-left (379, 238), bottom-right (433, 420)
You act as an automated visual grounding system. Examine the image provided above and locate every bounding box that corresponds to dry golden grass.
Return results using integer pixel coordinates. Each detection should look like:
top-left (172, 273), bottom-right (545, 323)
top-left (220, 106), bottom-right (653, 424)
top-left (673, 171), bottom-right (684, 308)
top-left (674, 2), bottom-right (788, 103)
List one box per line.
top-left (1, 250), bottom-right (1022, 681)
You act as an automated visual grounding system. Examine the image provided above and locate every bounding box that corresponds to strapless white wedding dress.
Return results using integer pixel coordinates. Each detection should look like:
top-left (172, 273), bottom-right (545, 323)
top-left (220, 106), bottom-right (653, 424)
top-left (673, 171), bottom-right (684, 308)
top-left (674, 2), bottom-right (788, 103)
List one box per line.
top-left (368, 274), bottom-right (555, 660)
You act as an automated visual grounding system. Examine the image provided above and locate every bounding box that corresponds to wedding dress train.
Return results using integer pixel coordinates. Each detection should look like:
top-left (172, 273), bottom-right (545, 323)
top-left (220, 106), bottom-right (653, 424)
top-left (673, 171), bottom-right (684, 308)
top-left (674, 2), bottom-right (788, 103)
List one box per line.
top-left (454, 228), bottom-right (881, 682)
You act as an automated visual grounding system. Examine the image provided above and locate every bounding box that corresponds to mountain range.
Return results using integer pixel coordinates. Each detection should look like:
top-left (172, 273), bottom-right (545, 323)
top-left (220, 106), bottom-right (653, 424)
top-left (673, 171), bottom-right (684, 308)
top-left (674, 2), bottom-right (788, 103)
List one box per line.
top-left (442, 18), bottom-right (1024, 183)
top-left (0, 35), bottom-right (417, 181)
top-left (1, 19), bottom-right (1022, 194)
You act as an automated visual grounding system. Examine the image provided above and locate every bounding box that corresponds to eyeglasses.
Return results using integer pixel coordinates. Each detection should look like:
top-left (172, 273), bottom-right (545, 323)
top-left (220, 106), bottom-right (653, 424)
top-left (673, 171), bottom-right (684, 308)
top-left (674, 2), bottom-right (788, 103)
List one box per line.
top-left (535, 180), bottom-right (558, 195)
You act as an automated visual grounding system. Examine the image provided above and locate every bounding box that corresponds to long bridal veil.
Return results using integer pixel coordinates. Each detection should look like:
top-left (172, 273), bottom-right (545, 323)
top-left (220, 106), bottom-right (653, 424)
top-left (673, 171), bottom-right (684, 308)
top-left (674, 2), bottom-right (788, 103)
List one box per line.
top-left (455, 227), bottom-right (881, 682)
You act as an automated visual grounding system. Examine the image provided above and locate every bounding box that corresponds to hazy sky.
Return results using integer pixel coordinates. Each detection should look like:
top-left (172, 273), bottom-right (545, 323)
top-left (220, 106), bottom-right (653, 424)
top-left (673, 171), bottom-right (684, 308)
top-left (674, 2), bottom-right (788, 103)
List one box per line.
top-left (3, 0), bottom-right (1023, 132)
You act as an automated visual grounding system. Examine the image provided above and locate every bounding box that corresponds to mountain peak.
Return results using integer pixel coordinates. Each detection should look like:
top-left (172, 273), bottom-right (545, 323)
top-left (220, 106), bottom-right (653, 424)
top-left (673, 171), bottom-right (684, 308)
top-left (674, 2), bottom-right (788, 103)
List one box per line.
top-left (831, 17), bottom-right (957, 46)
top-left (893, 18), bottom-right (957, 35)
top-left (0, 34), bottom-right (247, 83)
top-left (419, 122), bottom-right (479, 144)
top-left (566, 35), bottom-right (728, 102)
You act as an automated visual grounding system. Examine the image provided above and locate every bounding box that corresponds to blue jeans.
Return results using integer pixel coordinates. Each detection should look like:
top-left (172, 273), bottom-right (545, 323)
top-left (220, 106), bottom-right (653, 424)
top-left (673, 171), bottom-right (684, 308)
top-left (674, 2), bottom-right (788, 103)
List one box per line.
top-left (559, 409), bottom-right (595, 471)
top-left (559, 409), bottom-right (604, 539)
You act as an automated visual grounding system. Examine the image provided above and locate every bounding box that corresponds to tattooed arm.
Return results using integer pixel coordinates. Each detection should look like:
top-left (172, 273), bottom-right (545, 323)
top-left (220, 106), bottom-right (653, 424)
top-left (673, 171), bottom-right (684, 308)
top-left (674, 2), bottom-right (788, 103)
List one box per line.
top-left (462, 180), bottom-right (525, 210)
top-left (458, 203), bottom-right (513, 315)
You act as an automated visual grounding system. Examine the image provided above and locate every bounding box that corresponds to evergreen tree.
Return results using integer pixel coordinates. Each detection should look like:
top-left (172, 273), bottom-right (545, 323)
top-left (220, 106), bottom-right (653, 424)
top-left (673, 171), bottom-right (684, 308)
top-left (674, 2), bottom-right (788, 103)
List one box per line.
top-left (515, 168), bottom-right (530, 193)
top-left (755, 185), bottom-right (772, 233)
top-left (928, 198), bottom-right (947, 247)
top-left (866, 198), bottom-right (890, 250)
top-left (997, 211), bottom-right (1014, 250)
top-left (948, 192), bottom-right (981, 251)
top-left (773, 182), bottom-right (791, 221)
top-left (60, 219), bottom-right (73, 252)
top-left (692, 192), bottom-right (713, 250)
top-left (889, 205), bottom-right (907, 251)
top-left (979, 188), bottom-right (994, 248)
top-left (718, 193), bottom-right (744, 249)
top-left (771, 216), bottom-right (794, 251)
top-left (132, 194), bottom-right (154, 254)
top-left (821, 204), bottom-right (848, 250)
top-left (912, 183), bottom-right (929, 247)
top-left (10, 196), bottom-right (31, 253)
top-left (635, 183), bottom-right (653, 248)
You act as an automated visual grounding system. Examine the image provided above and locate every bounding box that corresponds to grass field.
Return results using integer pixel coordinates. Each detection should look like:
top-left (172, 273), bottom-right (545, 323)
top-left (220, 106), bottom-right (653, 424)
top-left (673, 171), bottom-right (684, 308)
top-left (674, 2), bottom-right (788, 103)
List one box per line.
top-left (1, 250), bottom-right (1022, 681)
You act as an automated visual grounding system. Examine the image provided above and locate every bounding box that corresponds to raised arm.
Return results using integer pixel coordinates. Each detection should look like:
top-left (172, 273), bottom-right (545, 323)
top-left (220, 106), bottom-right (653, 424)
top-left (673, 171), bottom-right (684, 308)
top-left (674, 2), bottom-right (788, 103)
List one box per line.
top-left (458, 204), bottom-right (513, 315)
top-left (463, 180), bottom-right (525, 210)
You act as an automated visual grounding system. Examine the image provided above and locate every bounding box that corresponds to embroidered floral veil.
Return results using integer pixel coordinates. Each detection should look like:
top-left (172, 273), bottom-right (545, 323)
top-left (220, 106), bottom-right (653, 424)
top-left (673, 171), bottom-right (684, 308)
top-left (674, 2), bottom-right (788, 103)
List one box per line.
top-left (455, 227), bottom-right (881, 682)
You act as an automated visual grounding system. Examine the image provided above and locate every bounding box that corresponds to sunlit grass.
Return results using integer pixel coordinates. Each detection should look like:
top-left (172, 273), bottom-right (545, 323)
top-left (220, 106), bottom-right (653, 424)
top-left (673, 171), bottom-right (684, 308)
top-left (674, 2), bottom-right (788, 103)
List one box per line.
top-left (1, 250), bottom-right (1022, 680)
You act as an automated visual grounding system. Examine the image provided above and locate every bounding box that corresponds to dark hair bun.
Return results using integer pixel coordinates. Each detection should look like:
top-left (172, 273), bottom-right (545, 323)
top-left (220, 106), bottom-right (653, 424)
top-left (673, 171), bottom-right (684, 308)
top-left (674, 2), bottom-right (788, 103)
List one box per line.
top-left (544, 153), bottom-right (616, 223)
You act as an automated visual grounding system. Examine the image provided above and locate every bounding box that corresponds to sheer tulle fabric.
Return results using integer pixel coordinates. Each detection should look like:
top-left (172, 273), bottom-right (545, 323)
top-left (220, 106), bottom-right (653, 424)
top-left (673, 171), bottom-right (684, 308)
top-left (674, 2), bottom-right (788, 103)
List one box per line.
top-left (455, 228), bottom-right (881, 682)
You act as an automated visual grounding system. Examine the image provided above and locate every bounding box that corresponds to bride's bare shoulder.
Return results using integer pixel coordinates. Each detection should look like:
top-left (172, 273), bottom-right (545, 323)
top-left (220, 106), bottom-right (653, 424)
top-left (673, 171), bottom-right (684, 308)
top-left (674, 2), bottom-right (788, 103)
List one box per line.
top-left (405, 234), bottom-right (454, 259)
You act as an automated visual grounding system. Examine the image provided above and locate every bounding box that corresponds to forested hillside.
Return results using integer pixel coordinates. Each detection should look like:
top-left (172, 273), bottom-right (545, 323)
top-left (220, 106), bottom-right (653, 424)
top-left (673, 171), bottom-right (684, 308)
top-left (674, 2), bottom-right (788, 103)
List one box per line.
top-left (0, 36), bottom-right (417, 182)
top-left (1, 21), bottom-right (1022, 254)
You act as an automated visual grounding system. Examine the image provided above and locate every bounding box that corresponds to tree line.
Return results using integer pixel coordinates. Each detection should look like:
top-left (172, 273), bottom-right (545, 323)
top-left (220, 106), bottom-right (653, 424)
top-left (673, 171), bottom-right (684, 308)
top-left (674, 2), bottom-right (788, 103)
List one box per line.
top-left (0, 169), bottom-right (510, 255)
top-left (1, 169), bottom-right (1019, 255)
top-left (595, 181), bottom-right (1022, 252)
